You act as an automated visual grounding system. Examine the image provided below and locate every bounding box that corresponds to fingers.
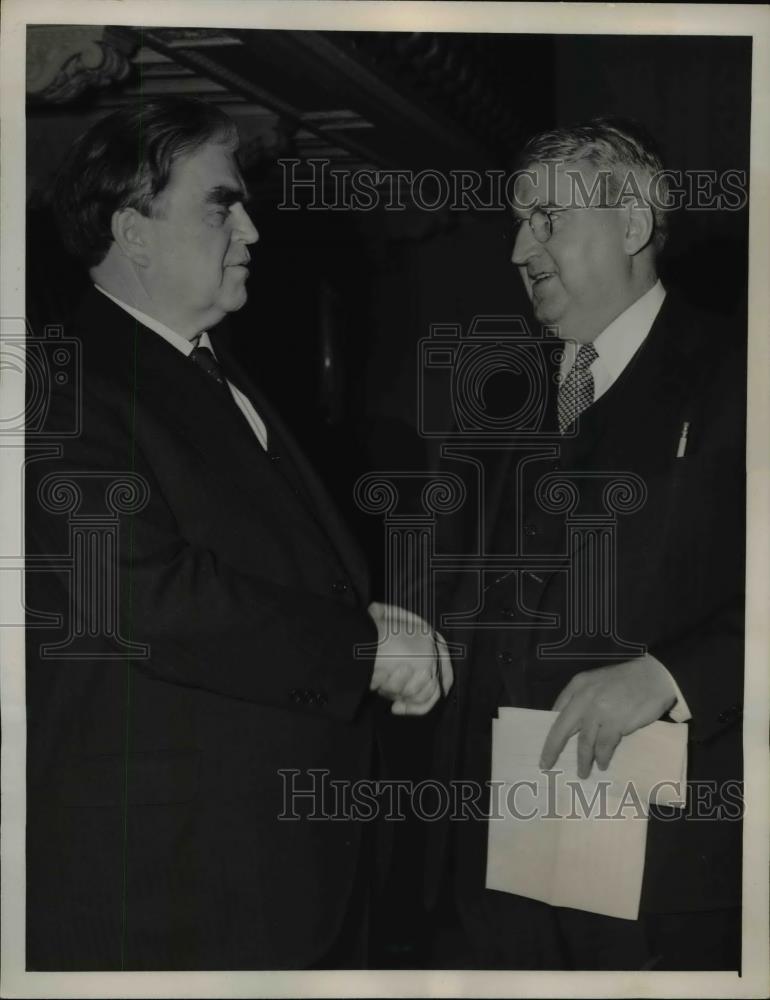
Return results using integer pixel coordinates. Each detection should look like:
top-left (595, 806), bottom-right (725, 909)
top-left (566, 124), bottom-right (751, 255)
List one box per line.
top-left (576, 720), bottom-right (600, 780)
top-left (378, 651), bottom-right (441, 714)
top-left (391, 683), bottom-right (440, 717)
top-left (399, 668), bottom-right (437, 703)
top-left (395, 632), bottom-right (453, 708)
top-left (594, 726), bottom-right (622, 771)
top-left (542, 708), bottom-right (605, 779)
top-left (543, 677), bottom-right (626, 776)
top-left (371, 650), bottom-right (436, 702)
top-left (370, 622), bottom-right (453, 716)
top-left (545, 718), bottom-right (618, 779)
top-left (540, 704), bottom-right (580, 771)
top-left (544, 673), bottom-right (606, 776)
top-left (370, 661), bottom-right (413, 698)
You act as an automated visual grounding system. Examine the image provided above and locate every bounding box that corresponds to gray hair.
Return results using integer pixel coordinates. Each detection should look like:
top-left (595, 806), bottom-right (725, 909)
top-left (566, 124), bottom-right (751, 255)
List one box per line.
top-left (514, 117), bottom-right (670, 251)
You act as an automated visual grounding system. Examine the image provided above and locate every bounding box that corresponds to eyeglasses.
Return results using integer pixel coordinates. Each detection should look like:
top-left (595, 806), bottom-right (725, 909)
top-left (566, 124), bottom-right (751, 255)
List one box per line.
top-left (511, 207), bottom-right (567, 245)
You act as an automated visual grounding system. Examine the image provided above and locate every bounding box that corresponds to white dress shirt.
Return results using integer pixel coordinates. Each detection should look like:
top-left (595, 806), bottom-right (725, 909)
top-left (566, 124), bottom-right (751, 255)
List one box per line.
top-left (559, 279), bottom-right (691, 723)
top-left (95, 285), bottom-right (268, 451)
top-left (558, 279), bottom-right (667, 397)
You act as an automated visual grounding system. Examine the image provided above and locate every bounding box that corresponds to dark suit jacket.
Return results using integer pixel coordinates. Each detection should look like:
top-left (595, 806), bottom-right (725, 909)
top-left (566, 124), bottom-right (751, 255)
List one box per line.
top-left (25, 288), bottom-right (378, 970)
top-left (427, 291), bottom-right (745, 916)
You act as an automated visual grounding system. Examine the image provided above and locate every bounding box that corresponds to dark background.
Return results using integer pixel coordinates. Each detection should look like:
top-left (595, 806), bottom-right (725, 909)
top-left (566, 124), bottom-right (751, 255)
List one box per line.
top-left (26, 27), bottom-right (752, 966)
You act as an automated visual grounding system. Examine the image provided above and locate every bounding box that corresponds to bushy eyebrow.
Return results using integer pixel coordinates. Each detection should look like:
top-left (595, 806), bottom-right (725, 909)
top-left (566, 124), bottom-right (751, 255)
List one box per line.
top-left (512, 202), bottom-right (566, 221)
top-left (204, 184), bottom-right (250, 207)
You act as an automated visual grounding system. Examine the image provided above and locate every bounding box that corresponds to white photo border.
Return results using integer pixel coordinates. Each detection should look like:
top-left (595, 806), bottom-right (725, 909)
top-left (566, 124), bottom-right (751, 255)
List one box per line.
top-left (2, 2), bottom-right (768, 997)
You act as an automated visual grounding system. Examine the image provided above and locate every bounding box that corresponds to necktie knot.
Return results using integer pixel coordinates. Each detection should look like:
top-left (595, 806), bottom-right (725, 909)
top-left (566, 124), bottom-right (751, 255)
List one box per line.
top-left (190, 344), bottom-right (227, 387)
top-left (573, 342), bottom-right (599, 371)
top-left (558, 341), bottom-right (599, 434)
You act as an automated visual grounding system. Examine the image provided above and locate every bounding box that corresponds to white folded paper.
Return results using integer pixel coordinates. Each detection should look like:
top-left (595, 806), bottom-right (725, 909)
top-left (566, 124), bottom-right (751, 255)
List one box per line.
top-left (485, 707), bottom-right (688, 920)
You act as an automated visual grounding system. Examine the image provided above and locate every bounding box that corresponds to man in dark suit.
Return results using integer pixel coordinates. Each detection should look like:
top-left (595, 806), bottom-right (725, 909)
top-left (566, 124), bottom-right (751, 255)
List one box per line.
top-left (25, 97), bottom-right (450, 971)
top-left (428, 118), bottom-right (745, 970)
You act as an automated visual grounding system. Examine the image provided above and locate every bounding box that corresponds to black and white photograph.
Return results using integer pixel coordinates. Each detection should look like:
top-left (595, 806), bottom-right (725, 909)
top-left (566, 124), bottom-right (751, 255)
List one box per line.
top-left (1, 1), bottom-right (769, 997)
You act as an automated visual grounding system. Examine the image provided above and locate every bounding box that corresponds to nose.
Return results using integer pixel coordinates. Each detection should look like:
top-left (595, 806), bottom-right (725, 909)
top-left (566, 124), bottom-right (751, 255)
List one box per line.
top-left (231, 202), bottom-right (259, 245)
top-left (511, 219), bottom-right (540, 266)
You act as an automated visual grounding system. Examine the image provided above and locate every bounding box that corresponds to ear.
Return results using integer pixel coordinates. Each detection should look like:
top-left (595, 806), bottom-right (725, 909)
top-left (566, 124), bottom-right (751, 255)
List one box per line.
top-left (623, 204), bottom-right (654, 255)
top-left (111, 207), bottom-right (152, 267)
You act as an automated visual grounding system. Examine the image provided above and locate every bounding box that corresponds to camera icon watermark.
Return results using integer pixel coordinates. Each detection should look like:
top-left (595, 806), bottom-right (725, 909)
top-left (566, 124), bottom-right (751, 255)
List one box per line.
top-left (419, 314), bottom-right (567, 442)
top-left (1, 318), bottom-right (82, 439)
top-left (1, 319), bottom-right (84, 628)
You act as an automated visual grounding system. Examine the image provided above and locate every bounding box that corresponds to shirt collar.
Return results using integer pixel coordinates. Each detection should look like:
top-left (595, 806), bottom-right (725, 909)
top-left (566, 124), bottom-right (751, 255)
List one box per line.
top-left (559, 280), bottom-right (666, 400)
top-left (93, 284), bottom-right (213, 357)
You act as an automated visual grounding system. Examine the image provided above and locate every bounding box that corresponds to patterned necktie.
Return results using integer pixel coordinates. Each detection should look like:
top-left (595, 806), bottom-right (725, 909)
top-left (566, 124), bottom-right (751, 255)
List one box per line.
top-left (189, 343), bottom-right (228, 389)
top-left (558, 341), bottom-right (599, 433)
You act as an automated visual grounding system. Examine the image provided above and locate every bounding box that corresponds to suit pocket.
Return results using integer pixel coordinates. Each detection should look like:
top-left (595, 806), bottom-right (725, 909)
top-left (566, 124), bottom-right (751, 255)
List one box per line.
top-left (51, 750), bottom-right (201, 807)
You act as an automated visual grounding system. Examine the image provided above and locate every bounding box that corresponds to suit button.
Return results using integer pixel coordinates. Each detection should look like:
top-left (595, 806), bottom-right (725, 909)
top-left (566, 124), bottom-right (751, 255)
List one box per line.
top-left (523, 523), bottom-right (537, 537)
top-left (500, 607), bottom-right (516, 620)
top-left (332, 580), bottom-right (349, 594)
top-left (496, 650), bottom-right (514, 665)
top-left (269, 453), bottom-right (281, 462)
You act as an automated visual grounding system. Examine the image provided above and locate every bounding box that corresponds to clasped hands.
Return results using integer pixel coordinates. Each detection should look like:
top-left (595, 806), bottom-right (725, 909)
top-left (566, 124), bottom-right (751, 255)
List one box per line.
top-left (540, 654), bottom-right (678, 779)
top-left (368, 601), bottom-right (454, 716)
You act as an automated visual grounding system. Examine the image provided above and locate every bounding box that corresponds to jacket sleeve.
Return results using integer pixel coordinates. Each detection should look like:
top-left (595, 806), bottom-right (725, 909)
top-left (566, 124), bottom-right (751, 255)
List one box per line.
top-left (649, 322), bottom-right (746, 745)
top-left (26, 379), bottom-right (377, 724)
top-left (651, 600), bottom-right (744, 744)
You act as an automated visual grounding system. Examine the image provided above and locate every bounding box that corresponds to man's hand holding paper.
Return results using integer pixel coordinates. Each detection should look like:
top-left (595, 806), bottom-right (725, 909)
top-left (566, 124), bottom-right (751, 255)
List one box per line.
top-left (540, 654), bottom-right (680, 778)
top-left (487, 707), bottom-right (688, 919)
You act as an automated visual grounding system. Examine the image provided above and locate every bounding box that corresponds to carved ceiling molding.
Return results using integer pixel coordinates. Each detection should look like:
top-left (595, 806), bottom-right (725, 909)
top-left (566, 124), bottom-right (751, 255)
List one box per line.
top-left (135, 27), bottom-right (243, 48)
top-left (341, 31), bottom-right (527, 160)
top-left (27, 26), bottom-right (138, 104)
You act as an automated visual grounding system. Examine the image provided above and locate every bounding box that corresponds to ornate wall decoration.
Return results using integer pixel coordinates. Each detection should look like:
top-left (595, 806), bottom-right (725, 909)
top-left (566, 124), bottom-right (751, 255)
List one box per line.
top-left (27, 26), bottom-right (137, 104)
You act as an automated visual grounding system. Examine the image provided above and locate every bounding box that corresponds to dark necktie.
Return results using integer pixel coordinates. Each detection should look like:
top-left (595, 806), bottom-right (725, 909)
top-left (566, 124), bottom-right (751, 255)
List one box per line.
top-left (190, 343), bottom-right (228, 389)
top-left (558, 341), bottom-right (599, 433)
top-left (189, 339), bottom-right (274, 450)
top-left (190, 340), bottom-right (330, 541)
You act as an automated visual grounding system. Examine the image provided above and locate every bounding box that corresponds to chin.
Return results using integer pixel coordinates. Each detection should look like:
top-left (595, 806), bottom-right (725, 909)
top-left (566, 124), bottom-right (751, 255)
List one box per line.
top-left (533, 302), bottom-right (562, 326)
top-left (221, 289), bottom-right (249, 314)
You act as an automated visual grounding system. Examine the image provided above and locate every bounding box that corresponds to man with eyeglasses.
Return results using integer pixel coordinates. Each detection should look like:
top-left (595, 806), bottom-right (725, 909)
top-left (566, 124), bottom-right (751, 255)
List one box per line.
top-left (427, 117), bottom-right (745, 970)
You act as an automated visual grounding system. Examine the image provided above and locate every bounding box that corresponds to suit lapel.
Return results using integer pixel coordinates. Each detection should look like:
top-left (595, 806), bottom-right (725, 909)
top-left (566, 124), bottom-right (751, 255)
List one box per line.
top-left (483, 338), bottom-right (562, 552)
top-left (530, 293), bottom-right (699, 652)
top-left (560, 294), bottom-right (696, 471)
top-left (211, 331), bottom-right (371, 597)
top-left (78, 291), bottom-right (369, 598)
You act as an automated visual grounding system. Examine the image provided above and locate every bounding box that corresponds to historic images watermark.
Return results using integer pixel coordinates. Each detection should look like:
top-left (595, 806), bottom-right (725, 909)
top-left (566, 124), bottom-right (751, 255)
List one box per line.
top-left (353, 312), bottom-right (649, 663)
top-left (2, 318), bottom-right (77, 630)
top-left (4, 317), bottom-right (151, 658)
top-left (278, 159), bottom-right (748, 213)
top-left (278, 769), bottom-right (744, 823)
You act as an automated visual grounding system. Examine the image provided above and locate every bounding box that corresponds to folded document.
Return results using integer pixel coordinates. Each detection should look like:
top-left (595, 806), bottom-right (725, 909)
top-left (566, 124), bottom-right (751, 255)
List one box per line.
top-left (485, 708), bottom-right (688, 920)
